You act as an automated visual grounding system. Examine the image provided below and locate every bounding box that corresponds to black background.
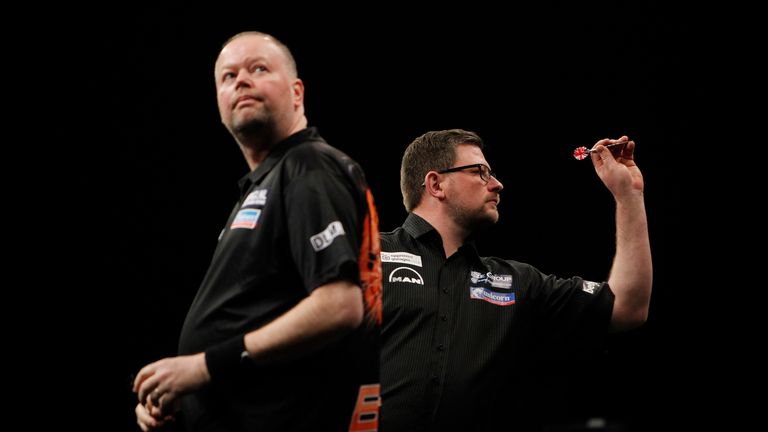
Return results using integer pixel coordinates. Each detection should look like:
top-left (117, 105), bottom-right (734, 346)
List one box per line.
top-left (46, 3), bottom-right (713, 430)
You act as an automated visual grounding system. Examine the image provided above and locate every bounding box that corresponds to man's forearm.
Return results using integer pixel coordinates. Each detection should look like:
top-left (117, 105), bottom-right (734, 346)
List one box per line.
top-left (608, 192), bottom-right (653, 331)
top-left (243, 280), bottom-right (364, 364)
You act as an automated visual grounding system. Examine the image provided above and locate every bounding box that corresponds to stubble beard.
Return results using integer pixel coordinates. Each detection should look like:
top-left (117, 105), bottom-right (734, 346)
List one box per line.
top-left (231, 108), bottom-right (270, 138)
top-left (450, 202), bottom-right (499, 234)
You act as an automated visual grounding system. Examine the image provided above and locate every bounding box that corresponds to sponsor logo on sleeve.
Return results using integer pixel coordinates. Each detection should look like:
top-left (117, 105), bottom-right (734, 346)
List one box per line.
top-left (310, 221), bottom-right (346, 252)
top-left (243, 189), bottom-right (268, 207)
top-left (388, 267), bottom-right (424, 285)
top-left (231, 209), bottom-right (261, 230)
top-left (380, 251), bottom-right (423, 267)
top-left (582, 280), bottom-right (600, 294)
top-left (470, 287), bottom-right (516, 306)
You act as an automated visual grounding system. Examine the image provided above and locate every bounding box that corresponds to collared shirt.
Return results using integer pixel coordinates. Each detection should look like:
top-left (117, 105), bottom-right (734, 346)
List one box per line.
top-left (178, 127), bottom-right (379, 431)
top-left (381, 213), bottom-right (614, 431)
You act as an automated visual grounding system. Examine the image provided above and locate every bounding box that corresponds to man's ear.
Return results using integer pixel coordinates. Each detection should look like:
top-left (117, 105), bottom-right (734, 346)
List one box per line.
top-left (292, 78), bottom-right (304, 107)
top-left (424, 172), bottom-right (446, 199)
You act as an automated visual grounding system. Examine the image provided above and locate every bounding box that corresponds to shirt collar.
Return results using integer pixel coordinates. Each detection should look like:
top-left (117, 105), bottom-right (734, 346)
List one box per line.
top-left (402, 213), bottom-right (437, 239)
top-left (237, 127), bottom-right (321, 194)
top-left (403, 213), bottom-right (484, 264)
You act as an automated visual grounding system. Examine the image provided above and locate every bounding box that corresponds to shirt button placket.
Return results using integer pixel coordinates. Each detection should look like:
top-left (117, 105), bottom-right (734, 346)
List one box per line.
top-left (433, 268), bottom-right (450, 390)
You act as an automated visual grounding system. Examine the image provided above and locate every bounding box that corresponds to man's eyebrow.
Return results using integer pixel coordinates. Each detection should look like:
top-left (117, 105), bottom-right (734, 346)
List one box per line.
top-left (218, 56), bottom-right (269, 72)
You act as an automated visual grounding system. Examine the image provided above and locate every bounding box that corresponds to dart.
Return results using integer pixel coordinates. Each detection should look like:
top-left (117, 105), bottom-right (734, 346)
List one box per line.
top-left (573, 142), bottom-right (626, 160)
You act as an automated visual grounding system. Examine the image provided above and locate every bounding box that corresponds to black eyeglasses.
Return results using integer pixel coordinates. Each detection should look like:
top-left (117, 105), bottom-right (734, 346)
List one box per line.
top-left (422, 163), bottom-right (496, 186)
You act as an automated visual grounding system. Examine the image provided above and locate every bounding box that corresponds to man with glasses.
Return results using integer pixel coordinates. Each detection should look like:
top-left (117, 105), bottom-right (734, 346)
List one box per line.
top-left (380, 129), bottom-right (652, 430)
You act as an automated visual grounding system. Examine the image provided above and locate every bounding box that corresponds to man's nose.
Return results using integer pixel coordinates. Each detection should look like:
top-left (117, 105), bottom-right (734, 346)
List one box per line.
top-left (235, 69), bottom-right (253, 88)
top-left (488, 176), bottom-right (503, 191)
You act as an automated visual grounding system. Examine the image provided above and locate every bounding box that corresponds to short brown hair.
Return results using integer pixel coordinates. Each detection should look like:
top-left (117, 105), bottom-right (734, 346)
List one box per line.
top-left (400, 129), bottom-right (484, 212)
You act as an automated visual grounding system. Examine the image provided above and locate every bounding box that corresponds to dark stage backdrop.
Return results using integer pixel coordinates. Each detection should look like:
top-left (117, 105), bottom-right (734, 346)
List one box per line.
top-left (50, 3), bottom-right (707, 431)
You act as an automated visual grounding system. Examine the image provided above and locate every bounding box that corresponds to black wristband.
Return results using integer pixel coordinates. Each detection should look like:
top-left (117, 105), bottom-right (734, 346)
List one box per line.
top-left (205, 335), bottom-right (247, 382)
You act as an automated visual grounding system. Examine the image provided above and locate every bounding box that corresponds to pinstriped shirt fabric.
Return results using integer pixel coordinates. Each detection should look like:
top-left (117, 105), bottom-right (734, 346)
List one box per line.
top-left (380, 213), bottom-right (614, 431)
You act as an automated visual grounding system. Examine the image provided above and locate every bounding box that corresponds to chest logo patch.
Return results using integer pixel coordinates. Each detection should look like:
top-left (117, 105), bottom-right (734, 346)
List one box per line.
top-left (388, 267), bottom-right (424, 285)
top-left (470, 287), bottom-right (516, 306)
top-left (231, 209), bottom-right (261, 230)
top-left (243, 189), bottom-right (268, 207)
top-left (470, 271), bottom-right (513, 289)
top-left (381, 251), bottom-right (422, 267)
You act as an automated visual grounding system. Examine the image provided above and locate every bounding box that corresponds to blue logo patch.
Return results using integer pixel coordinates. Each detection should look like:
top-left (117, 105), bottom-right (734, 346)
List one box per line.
top-left (469, 287), bottom-right (516, 306)
top-left (231, 209), bottom-right (261, 229)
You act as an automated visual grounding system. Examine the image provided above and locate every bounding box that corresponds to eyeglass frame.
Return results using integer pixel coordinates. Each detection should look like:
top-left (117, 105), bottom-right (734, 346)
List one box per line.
top-left (421, 163), bottom-right (497, 187)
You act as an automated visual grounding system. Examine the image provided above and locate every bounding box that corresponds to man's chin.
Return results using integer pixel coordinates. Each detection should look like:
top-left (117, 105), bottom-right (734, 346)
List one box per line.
top-left (468, 212), bottom-right (499, 232)
top-left (483, 207), bottom-right (500, 223)
top-left (233, 118), bottom-right (267, 136)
